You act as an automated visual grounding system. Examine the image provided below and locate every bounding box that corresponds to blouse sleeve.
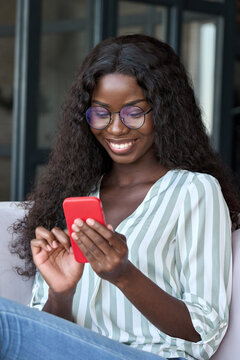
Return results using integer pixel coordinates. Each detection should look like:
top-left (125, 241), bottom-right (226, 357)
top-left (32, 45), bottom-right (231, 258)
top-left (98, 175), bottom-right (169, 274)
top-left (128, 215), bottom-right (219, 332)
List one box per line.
top-left (28, 271), bottom-right (49, 310)
top-left (175, 173), bottom-right (232, 358)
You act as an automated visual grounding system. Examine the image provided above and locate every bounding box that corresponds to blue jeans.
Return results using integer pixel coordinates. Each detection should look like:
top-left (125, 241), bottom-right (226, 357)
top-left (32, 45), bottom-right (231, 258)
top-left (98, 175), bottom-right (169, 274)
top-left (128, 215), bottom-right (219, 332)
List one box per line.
top-left (0, 298), bottom-right (185, 360)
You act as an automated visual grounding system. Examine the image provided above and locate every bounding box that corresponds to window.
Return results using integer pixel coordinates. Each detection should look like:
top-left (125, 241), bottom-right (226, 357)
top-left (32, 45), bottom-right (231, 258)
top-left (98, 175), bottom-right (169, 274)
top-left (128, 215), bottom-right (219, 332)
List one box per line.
top-left (0, 0), bottom-right (16, 200)
top-left (6, 0), bottom-right (238, 200)
top-left (182, 12), bottom-right (219, 135)
top-left (118, 1), bottom-right (167, 41)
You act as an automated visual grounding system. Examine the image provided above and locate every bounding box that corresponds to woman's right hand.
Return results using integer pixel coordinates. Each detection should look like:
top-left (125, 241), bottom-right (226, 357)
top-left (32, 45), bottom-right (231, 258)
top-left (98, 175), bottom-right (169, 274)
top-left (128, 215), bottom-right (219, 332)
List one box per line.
top-left (31, 226), bottom-right (84, 293)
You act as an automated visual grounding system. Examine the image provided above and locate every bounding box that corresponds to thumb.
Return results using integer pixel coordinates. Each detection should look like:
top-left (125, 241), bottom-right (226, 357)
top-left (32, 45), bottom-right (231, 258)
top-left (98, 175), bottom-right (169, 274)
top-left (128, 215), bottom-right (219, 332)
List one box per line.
top-left (107, 224), bottom-right (114, 232)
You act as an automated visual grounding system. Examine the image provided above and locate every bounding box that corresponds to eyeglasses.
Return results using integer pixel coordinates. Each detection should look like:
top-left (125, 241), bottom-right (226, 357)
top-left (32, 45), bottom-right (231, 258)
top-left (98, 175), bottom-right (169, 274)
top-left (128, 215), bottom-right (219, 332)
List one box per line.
top-left (85, 105), bottom-right (152, 130)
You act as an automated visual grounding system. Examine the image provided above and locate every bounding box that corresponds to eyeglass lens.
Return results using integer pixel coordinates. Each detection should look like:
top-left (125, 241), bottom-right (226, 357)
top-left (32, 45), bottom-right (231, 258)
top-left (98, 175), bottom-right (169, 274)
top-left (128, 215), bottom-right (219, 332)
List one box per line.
top-left (86, 106), bottom-right (145, 129)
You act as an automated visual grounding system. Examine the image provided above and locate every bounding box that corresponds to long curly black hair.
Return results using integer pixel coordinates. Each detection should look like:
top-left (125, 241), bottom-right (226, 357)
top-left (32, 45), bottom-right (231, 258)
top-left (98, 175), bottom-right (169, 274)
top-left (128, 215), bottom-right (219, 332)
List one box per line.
top-left (10, 34), bottom-right (240, 277)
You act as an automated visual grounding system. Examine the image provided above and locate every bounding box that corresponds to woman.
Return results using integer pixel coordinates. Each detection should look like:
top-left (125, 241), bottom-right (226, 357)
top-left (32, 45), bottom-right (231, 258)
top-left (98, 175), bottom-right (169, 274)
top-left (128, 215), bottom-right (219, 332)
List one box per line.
top-left (2, 34), bottom-right (240, 360)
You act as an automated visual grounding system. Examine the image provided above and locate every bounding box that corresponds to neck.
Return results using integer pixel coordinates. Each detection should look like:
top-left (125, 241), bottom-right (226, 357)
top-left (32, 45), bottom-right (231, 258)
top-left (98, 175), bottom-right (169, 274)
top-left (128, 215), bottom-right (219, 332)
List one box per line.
top-left (106, 155), bottom-right (168, 187)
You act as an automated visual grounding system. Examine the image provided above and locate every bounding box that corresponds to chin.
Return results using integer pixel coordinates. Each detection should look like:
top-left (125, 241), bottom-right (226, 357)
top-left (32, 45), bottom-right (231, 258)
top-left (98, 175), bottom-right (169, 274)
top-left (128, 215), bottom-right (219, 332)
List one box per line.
top-left (110, 153), bottom-right (141, 165)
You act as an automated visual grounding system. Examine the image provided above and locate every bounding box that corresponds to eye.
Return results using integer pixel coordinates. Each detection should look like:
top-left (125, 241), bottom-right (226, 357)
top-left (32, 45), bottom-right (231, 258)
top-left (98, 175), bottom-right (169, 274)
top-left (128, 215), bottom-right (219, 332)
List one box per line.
top-left (96, 112), bottom-right (108, 118)
top-left (93, 107), bottom-right (109, 118)
top-left (128, 111), bottom-right (143, 118)
top-left (125, 106), bottom-right (143, 118)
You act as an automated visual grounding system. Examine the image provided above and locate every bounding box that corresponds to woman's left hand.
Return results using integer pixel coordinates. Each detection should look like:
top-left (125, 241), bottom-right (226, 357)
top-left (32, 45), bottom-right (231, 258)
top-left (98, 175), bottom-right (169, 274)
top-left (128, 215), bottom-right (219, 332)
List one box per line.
top-left (71, 219), bottom-right (129, 283)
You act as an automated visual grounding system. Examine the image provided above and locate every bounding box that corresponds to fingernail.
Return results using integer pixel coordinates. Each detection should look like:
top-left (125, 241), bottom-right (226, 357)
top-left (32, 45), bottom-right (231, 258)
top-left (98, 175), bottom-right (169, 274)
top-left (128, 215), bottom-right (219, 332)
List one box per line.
top-left (75, 219), bottom-right (83, 227)
top-left (72, 232), bottom-right (78, 240)
top-left (86, 218), bottom-right (94, 226)
top-left (72, 224), bottom-right (80, 232)
top-left (69, 246), bottom-right (73, 253)
top-left (46, 245), bottom-right (52, 251)
top-left (52, 241), bottom-right (58, 248)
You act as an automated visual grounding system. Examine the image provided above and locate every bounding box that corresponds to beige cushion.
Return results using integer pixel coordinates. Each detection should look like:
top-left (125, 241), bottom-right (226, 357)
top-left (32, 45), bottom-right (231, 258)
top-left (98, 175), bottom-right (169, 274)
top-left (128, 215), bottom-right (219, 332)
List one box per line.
top-left (0, 201), bottom-right (34, 305)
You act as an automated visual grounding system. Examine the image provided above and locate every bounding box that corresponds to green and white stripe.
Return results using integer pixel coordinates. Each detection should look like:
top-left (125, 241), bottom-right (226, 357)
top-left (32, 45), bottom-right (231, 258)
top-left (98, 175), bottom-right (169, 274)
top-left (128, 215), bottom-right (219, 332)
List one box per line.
top-left (30, 169), bottom-right (232, 360)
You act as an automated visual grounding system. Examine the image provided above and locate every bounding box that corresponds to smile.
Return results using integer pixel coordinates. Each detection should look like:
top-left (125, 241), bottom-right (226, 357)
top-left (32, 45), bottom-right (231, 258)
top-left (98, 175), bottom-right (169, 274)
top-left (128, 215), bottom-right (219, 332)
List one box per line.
top-left (106, 140), bottom-right (137, 154)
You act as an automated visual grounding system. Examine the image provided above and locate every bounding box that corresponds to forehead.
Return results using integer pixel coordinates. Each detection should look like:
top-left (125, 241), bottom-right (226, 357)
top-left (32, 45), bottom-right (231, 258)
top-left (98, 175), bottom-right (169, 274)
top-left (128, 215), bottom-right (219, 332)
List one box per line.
top-left (92, 73), bottom-right (145, 105)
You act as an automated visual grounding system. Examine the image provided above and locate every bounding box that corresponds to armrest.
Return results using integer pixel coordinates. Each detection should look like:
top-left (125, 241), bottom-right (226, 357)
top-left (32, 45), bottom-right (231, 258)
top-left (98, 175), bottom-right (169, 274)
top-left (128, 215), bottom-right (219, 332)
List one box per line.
top-left (211, 229), bottom-right (240, 359)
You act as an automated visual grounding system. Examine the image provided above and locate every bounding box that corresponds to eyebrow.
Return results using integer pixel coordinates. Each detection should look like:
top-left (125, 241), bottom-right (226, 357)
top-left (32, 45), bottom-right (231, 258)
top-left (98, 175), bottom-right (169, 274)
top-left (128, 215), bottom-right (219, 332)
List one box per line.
top-left (91, 99), bottom-right (146, 107)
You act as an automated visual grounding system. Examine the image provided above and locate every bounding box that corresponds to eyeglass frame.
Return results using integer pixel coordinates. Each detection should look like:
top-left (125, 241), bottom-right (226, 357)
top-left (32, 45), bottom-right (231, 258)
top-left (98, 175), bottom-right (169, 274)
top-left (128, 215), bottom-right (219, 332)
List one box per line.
top-left (85, 105), bottom-right (152, 130)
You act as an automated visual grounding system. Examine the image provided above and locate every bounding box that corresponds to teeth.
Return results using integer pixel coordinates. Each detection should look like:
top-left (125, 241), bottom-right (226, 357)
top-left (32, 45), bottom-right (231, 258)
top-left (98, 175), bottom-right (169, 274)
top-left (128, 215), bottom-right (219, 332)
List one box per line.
top-left (109, 142), bottom-right (133, 150)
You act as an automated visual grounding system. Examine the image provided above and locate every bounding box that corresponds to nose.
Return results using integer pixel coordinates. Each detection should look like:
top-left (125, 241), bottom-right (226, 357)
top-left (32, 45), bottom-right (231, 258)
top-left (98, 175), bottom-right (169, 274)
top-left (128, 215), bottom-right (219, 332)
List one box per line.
top-left (106, 112), bottom-right (129, 135)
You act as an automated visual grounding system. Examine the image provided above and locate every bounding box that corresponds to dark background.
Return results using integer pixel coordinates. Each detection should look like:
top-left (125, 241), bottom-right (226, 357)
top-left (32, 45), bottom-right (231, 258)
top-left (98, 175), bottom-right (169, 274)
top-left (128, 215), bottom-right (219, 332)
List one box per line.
top-left (0, 0), bottom-right (239, 201)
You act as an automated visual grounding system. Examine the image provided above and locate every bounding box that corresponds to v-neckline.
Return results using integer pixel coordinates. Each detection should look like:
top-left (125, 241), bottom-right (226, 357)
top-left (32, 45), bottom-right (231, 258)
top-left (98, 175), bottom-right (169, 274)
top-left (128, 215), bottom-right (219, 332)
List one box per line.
top-left (94, 169), bottom-right (176, 231)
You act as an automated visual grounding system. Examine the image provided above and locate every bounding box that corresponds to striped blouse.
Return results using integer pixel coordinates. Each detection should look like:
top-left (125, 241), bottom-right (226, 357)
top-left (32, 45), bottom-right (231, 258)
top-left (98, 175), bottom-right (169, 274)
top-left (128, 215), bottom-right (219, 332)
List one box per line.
top-left (30, 169), bottom-right (232, 360)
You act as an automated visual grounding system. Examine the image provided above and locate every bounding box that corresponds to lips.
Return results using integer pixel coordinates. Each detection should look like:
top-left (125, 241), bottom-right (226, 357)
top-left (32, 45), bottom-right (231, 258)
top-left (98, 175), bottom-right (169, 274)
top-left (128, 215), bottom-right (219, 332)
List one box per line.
top-left (105, 139), bottom-right (137, 154)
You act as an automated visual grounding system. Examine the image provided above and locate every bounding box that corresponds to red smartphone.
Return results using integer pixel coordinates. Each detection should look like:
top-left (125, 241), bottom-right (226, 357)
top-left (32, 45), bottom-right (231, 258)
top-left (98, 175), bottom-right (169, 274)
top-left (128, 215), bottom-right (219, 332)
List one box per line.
top-left (63, 196), bottom-right (106, 263)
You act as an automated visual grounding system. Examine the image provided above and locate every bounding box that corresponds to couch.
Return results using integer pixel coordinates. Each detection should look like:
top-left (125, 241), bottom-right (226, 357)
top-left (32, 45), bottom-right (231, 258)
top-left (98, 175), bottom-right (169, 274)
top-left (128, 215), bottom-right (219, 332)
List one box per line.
top-left (0, 201), bottom-right (239, 359)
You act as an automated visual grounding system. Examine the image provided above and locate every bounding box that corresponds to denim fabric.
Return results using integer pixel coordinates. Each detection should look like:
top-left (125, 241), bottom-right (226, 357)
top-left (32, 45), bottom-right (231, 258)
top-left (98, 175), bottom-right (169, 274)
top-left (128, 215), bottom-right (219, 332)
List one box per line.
top-left (0, 298), bottom-right (186, 360)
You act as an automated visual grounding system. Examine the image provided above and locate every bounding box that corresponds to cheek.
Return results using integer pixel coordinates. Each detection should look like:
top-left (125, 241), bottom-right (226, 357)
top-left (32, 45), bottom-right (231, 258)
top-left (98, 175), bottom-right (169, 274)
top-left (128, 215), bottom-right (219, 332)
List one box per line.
top-left (90, 127), bottom-right (97, 137)
top-left (90, 128), bottom-right (102, 141)
top-left (139, 120), bottom-right (155, 138)
top-left (90, 129), bottom-right (108, 149)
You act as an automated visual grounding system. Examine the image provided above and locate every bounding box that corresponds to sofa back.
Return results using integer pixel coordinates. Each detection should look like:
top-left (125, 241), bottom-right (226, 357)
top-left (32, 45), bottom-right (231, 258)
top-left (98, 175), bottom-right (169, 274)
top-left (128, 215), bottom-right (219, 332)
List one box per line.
top-left (0, 202), bottom-right (34, 304)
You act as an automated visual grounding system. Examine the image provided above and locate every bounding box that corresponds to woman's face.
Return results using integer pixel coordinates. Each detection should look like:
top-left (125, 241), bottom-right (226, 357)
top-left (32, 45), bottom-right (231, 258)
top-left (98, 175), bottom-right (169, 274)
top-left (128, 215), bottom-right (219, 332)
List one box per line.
top-left (90, 73), bottom-right (156, 165)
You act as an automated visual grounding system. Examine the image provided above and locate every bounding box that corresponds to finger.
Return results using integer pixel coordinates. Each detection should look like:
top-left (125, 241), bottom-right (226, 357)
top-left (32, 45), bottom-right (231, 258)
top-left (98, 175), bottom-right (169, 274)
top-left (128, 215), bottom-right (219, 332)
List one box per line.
top-left (73, 236), bottom-right (95, 262)
top-left (72, 230), bottom-right (104, 260)
top-left (31, 238), bottom-right (52, 256)
top-left (64, 228), bottom-right (70, 236)
top-left (35, 226), bottom-right (56, 248)
top-left (51, 227), bottom-right (71, 252)
top-left (112, 230), bottom-right (127, 242)
top-left (85, 219), bottom-right (126, 251)
top-left (73, 219), bottom-right (112, 254)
